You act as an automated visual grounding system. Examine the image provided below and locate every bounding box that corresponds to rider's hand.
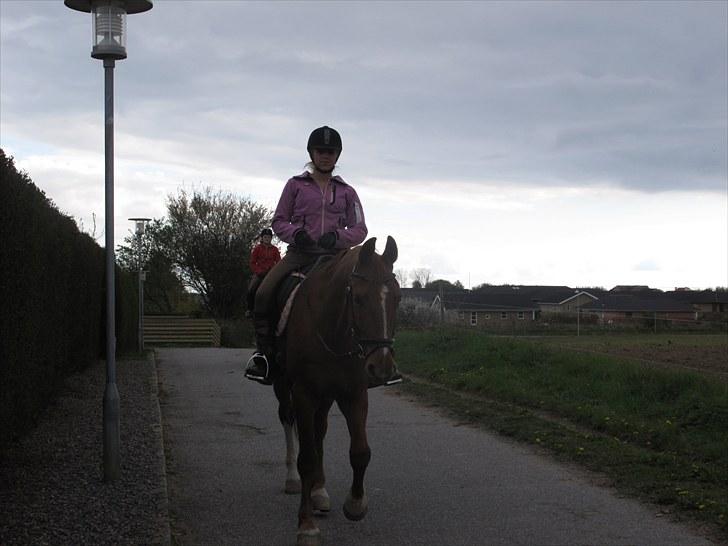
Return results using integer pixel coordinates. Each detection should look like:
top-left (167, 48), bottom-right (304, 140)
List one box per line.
top-left (294, 230), bottom-right (315, 247)
top-left (317, 231), bottom-right (338, 249)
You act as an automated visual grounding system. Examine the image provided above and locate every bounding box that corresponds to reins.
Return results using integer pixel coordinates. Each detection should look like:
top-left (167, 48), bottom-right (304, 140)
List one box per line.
top-left (312, 266), bottom-right (395, 360)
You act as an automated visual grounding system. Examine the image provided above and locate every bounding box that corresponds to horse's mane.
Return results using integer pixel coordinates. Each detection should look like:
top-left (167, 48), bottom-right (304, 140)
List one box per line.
top-left (314, 247), bottom-right (360, 286)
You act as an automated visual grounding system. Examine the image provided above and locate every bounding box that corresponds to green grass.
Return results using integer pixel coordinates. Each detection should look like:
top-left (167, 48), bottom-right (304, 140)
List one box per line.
top-left (395, 327), bottom-right (728, 537)
top-left (534, 332), bottom-right (728, 349)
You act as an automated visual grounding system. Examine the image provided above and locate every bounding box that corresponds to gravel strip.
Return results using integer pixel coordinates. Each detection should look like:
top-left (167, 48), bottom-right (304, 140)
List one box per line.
top-left (0, 354), bottom-right (171, 545)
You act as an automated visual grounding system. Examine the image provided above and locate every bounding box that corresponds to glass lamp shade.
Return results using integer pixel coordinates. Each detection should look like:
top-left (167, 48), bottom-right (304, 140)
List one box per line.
top-left (130, 218), bottom-right (151, 235)
top-left (65, 0), bottom-right (152, 60)
top-left (92, 3), bottom-right (127, 60)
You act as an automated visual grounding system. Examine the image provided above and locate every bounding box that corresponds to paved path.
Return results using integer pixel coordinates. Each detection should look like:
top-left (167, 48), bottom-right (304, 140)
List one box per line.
top-left (157, 348), bottom-right (712, 546)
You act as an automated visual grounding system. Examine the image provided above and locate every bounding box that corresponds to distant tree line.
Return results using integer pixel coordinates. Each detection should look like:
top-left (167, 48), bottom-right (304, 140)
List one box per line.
top-left (395, 267), bottom-right (466, 290)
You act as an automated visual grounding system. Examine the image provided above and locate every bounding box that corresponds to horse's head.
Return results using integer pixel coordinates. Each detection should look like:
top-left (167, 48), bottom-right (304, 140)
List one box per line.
top-left (350, 236), bottom-right (401, 385)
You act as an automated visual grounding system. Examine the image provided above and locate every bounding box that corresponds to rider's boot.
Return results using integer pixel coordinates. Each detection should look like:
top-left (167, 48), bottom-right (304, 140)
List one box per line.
top-left (244, 313), bottom-right (275, 385)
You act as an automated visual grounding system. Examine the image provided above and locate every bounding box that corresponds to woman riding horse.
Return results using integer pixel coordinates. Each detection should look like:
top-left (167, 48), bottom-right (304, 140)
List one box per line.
top-left (245, 125), bottom-right (401, 388)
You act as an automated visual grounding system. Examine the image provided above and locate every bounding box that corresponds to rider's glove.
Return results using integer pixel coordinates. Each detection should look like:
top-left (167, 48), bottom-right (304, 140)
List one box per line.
top-left (294, 230), bottom-right (315, 247)
top-left (317, 231), bottom-right (338, 250)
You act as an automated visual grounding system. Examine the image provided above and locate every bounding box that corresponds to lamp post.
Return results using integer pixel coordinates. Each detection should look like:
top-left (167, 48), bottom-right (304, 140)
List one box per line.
top-left (65, 0), bottom-right (153, 482)
top-left (129, 218), bottom-right (151, 354)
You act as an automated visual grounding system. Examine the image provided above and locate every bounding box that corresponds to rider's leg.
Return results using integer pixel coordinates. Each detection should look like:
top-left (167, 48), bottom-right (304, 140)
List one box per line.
top-left (245, 251), bottom-right (312, 384)
top-left (245, 274), bottom-right (261, 318)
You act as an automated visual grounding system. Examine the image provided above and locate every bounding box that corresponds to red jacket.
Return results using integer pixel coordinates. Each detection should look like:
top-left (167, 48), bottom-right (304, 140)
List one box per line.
top-left (250, 243), bottom-right (281, 276)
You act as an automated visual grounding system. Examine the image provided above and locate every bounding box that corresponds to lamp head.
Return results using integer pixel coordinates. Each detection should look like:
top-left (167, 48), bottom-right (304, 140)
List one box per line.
top-left (64, 0), bottom-right (152, 60)
top-left (129, 217), bottom-right (151, 235)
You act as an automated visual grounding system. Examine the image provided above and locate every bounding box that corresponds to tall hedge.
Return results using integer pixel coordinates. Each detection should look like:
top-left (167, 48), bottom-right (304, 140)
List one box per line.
top-left (0, 149), bottom-right (137, 443)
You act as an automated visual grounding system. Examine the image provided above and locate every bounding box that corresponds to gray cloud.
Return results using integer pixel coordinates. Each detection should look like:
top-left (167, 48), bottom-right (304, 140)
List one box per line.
top-left (2, 0), bottom-right (726, 192)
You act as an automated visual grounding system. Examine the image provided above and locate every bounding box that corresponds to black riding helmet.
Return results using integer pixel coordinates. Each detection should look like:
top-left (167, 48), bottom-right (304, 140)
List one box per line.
top-left (307, 126), bottom-right (342, 156)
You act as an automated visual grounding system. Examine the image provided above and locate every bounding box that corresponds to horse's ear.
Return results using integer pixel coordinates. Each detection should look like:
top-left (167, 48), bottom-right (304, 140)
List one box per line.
top-left (382, 236), bottom-right (398, 267)
top-left (358, 237), bottom-right (377, 266)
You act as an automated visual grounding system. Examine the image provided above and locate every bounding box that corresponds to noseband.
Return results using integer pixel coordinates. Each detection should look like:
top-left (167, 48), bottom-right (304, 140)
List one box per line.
top-left (315, 269), bottom-right (396, 360)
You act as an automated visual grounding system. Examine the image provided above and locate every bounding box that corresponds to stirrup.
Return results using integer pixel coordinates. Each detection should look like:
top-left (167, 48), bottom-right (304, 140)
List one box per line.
top-left (244, 352), bottom-right (272, 385)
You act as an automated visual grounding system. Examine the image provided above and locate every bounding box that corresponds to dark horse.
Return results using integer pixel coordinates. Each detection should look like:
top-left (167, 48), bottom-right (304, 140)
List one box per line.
top-left (272, 236), bottom-right (401, 546)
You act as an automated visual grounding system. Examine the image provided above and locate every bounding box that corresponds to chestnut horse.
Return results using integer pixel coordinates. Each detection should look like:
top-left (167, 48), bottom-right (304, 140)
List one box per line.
top-left (272, 236), bottom-right (401, 546)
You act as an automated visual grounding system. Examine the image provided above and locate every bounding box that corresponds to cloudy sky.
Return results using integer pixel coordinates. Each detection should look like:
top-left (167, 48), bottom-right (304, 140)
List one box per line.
top-left (1, 0), bottom-right (726, 290)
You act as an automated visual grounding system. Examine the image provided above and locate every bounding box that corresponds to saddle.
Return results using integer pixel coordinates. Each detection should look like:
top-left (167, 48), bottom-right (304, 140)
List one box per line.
top-left (273, 254), bottom-right (333, 337)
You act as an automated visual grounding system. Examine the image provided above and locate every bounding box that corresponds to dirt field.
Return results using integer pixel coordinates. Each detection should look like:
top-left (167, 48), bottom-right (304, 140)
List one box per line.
top-left (534, 334), bottom-right (728, 380)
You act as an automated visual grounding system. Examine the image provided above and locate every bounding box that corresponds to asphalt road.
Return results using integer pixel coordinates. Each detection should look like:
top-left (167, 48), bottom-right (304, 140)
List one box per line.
top-left (157, 348), bottom-right (712, 546)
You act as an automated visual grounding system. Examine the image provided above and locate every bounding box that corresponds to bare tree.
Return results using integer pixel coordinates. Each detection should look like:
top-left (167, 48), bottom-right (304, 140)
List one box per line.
top-left (411, 267), bottom-right (432, 288)
top-left (394, 268), bottom-right (409, 288)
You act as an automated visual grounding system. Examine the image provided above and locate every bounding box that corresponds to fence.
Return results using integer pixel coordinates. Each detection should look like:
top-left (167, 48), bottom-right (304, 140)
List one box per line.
top-left (144, 315), bottom-right (221, 346)
top-left (397, 298), bottom-right (727, 336)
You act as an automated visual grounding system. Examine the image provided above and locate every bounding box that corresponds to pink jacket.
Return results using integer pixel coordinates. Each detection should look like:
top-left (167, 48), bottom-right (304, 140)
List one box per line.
top-left (272, 172), bottom-right (368, 250)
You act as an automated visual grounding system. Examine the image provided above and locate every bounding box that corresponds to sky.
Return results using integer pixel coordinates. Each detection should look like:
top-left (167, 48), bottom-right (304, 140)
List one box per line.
top-left (1, 0), bottom-right (726, 291)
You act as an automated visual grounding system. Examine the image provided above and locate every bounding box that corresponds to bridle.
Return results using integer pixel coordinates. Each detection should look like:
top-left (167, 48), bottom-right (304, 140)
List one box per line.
top-left (315, 268), bottom-right (396, 360)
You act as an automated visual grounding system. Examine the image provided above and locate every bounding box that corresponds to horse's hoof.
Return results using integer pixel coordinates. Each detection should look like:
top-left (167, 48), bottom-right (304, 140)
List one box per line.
top-left (343, 491), bottom-right (368, 521)
top-left (285, 479), bottom-right (301, 494)
top-left (312, 487), bottom-right (331, 512)
top-left (296, 527), bottom-right (322, 546)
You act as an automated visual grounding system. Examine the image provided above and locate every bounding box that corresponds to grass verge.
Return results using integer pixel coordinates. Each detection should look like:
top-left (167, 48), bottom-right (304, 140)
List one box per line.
top-left (395, 327), bottom-right (728, 539)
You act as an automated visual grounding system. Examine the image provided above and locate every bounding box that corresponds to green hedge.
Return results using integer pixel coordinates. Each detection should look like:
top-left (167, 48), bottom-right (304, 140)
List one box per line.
top-left (0, 149), bottom-right (137, 443)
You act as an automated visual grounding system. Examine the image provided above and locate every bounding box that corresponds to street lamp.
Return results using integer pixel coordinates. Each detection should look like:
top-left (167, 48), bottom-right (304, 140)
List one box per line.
top-left (129, 218), bottom-right (151, 354)
top-left (65, 0), bottom-right (153, 483)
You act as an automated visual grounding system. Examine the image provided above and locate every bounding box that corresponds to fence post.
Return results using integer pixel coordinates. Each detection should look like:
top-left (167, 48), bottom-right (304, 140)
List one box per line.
top-left (439, 285), bottom-right (444, 324)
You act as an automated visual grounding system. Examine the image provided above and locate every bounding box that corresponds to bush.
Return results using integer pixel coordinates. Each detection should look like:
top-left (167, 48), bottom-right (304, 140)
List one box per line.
top-left (397, 297), bottom-right (441, 328)
top-left (0, 149), bottom-right (136, 442)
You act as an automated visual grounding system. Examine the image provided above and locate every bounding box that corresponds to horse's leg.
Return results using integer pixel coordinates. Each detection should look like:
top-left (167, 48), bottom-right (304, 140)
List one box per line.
top-left (338, 392), bottom-right (371, 521)
top-left (311, 397), bottom-right (334, 512)
top-left (274, 377), bottom-right (300, 494)
top-left (293, 384), bottom-right (321, 546)
top-left (284, 420), bottom-right (301, 494)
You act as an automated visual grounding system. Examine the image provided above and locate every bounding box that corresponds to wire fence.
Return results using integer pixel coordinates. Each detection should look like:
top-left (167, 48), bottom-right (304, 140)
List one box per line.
top-left (398, 297), bottom-right (728, 336)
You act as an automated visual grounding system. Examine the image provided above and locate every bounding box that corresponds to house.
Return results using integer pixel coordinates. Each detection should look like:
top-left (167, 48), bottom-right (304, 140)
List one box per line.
top-left (401, 283), bottom-right (714, 328)
top-left (581, 294), bottom-right (696, 323)
top-left (439, 290), bottom-right (540, 327)
top-left (466, 285), bottom-right (602, 314)
top-left (664, 289), bottom-right (728, 315)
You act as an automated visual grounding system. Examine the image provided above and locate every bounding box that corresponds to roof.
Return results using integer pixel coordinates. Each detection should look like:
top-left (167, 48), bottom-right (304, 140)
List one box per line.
top-left (472, 285), bottom-right (603, 304)
top-left (610, 285), bottom-right (663, 295)
top-left (664, 290), bottom-right (728, 304)
top-left (581, 294), bottom-right (695, 313)
top-left (442, 291), bottom-right (539, 311)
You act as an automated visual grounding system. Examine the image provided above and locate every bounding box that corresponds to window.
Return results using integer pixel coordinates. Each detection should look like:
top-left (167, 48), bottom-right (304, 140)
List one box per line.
top-left (470, 312), bottom-right (477, 326)
top-left (484, 313), bottom-right (491, 320)
top-left (517, 311), bottom-right (524, 320)
top-left (458, 311), bottom-right (465, 320)
top-left (501, 312), bottom-right (507, 319)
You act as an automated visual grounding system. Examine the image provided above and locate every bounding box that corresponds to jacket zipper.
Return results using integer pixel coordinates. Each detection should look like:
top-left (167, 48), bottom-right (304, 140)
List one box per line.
top-left (320, 183), bottom-right (327, 236)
